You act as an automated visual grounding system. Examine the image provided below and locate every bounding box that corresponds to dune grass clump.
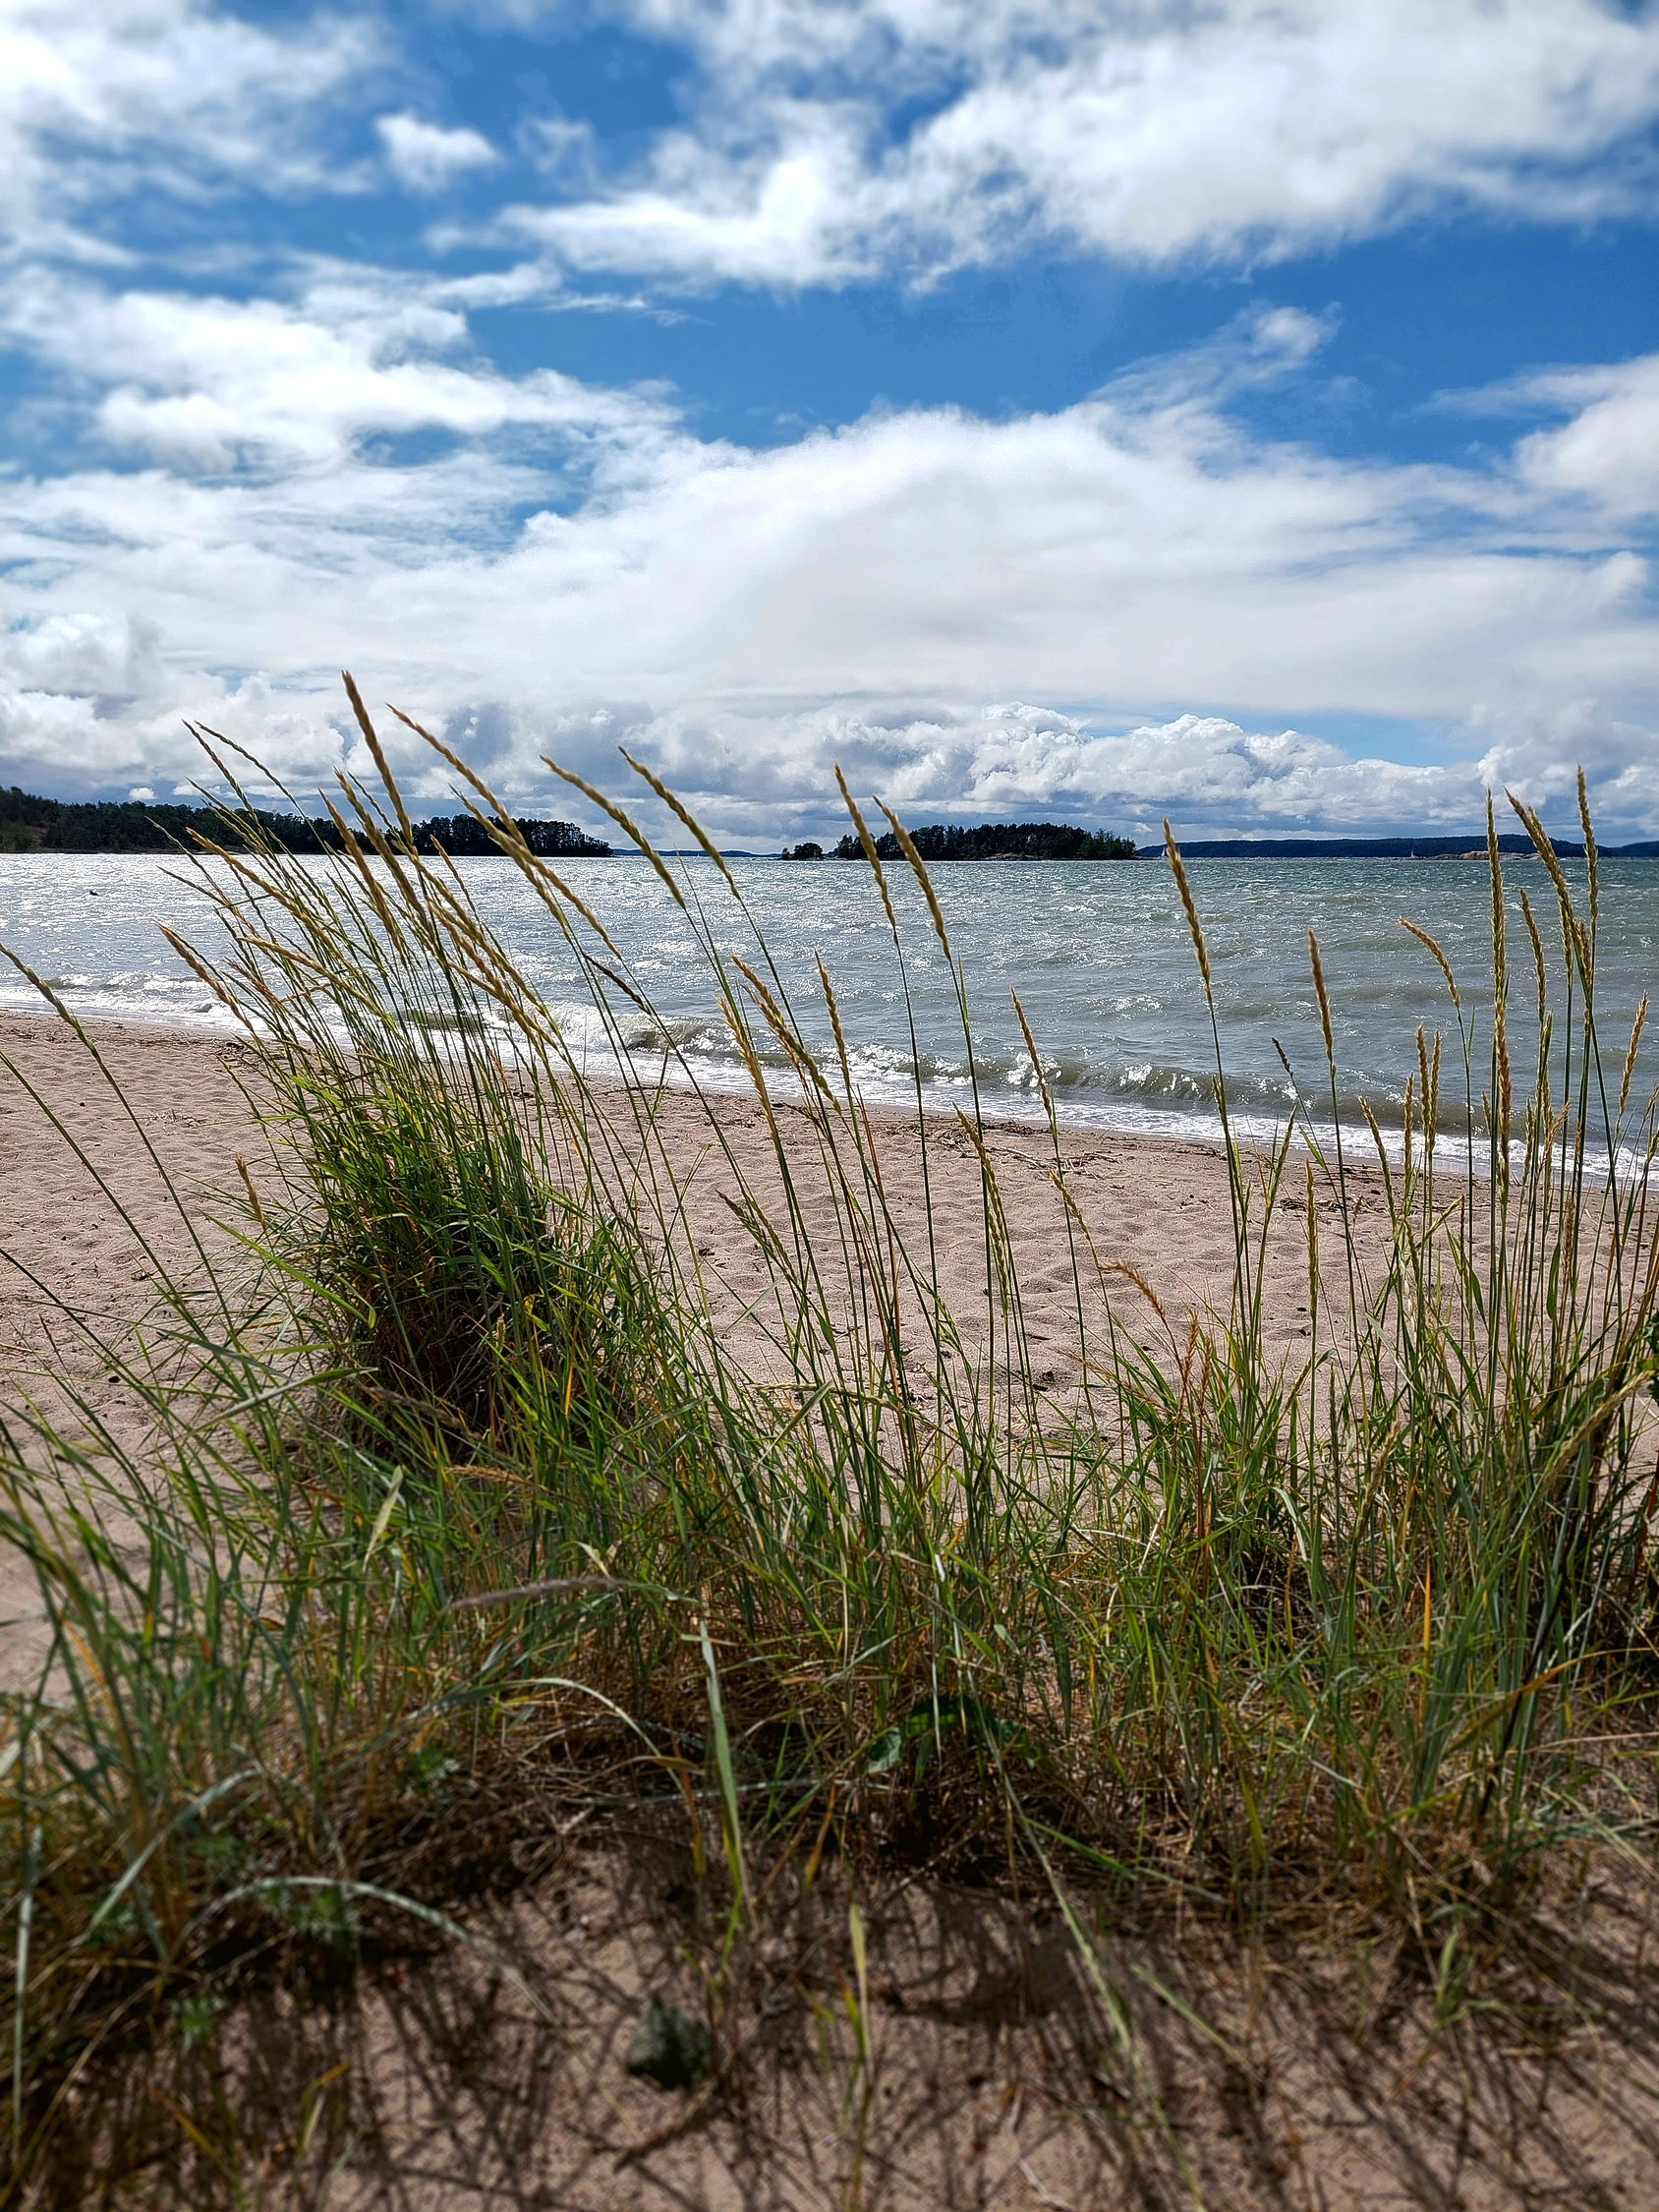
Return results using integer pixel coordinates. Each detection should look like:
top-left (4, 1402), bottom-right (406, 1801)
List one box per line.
top-left (0, 689), bottom-right (1657, 2195)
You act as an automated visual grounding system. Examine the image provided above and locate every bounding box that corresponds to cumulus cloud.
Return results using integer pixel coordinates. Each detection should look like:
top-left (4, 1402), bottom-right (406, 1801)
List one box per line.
top-left (4, 278), bottom-right (1656, 834)
top-left (376, 112), bottom-right (499, 193)
top-left (453, 699), bottom-right (1659, 845)
top-left (493, 0), bottom-right (1659, 287)
top-left (0, 611), bottom-right (163, 702)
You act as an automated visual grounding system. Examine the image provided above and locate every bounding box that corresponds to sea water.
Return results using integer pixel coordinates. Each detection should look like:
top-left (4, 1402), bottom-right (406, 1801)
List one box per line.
top-left (3, 849), bottom-right (1656, 1151)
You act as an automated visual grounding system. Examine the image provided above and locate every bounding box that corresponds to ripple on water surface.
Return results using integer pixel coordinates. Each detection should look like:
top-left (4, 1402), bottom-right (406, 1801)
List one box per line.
top-left (3, 850), bottom-right (1654, 1149)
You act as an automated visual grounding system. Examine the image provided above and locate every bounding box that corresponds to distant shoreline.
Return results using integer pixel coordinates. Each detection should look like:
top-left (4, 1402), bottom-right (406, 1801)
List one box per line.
top-left (8, 840), bottom-right (1657, 860)
top-left (6, 793), bottom-right (1655, 866)
top-left (1133, 834), bottom-right (1659, 860)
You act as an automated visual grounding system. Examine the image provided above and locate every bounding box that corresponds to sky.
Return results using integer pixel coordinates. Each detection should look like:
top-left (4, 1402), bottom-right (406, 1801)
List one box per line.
top-left (2, 2), bottom-right (1659, 846)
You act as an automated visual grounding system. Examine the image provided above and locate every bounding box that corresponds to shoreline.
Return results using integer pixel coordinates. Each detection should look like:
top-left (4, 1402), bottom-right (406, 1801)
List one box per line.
top-left (0, 1006), bottom-right (1385, 1407)
top-left (10, 846), bottom-right (1652, 1183)
top-left (9, 996), bottom-right (1627, 1189)
top-left (0, 1001), bottom-right (1386, 1675)
top-left (1, 993), bottom-right (1250, 1149)
top-left (0, 994), bottom-right (1413, 1161)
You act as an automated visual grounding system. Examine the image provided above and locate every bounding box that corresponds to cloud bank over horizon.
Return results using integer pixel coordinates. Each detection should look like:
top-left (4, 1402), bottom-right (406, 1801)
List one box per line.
top-left (2, 1), bottom-right (1657, 841)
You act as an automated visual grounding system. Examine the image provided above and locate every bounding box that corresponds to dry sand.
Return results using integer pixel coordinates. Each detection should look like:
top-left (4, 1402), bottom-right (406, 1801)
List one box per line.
top-left (0, 1013), bottom-right (262, 1434)
top-left (1, 1007), bottom-right (1360, 1682)
top-left (5, 1011), bottom-right (1658, 2212)
top-left (0, 1008), bottom-right (1378, 1423)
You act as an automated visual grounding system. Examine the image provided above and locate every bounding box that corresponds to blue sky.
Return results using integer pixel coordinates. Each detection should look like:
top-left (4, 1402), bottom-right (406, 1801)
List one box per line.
top-left (3, 2), bottom-right (1658, 844)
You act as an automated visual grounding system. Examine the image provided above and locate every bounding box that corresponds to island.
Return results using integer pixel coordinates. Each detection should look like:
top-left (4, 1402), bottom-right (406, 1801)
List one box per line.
top-left (1139, 833), bottom-right (1659, 858)
top-left (830, 821), bottom-right (1138, 861)
top-left (0, 786), bottom-right (610, 858)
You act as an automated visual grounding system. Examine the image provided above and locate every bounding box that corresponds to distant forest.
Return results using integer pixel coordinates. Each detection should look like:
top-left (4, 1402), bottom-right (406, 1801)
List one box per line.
top-left (826, 821), bottom-right (1138, 861)
top-left (0, 787), bottom-right (611, 859)
top-left (1134, 834), bottom-right (1659, 859)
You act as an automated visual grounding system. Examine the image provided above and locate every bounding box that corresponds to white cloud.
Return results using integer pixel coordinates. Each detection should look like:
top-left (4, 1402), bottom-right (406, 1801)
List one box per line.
top-left (0, 611), bottom-right (164, 701)
top-left (1503, 357), bottom-right (1659, 525)
top-left (523, 113), bottom-right (599, 189)
top-left (376, 113), bottom-right (499, 194)
top-left (493, 0), bottom-right (1659, 287)
top-left (446, 697), bottom-right (1659, 844)
top-left (944, 709), bottom-right (1480, 830)
top-left (3, 283), bottom-right (1656, 833)
top-left (2, 267), bottom-right (676, 474)
top-left (0, 1), bottom-right (379, 260)
top-left (11, 2), bottom-right (1659, 301)
top-left (0, 686), bottom-right (102, 763)
top-left (11, 0), bottom-right (1655, 305)
top-left (945, 704), bottom-right (1641, 842)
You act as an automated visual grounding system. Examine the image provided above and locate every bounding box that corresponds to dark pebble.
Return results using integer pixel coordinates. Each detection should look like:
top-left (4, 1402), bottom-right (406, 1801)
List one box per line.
top-left (625, 1994), bottom-right (712, 2091)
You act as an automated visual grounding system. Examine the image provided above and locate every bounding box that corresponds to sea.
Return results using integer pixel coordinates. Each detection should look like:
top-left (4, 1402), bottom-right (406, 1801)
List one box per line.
top-left (3, 849), bottom-right (1656, 1157)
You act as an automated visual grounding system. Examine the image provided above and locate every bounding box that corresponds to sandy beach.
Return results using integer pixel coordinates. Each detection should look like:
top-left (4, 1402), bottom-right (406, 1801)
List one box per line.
top-left (0, 1006), bottom-right (1393, 1443)
top-left (0, 1002), bottom-right (1385, 1703)
top-left (13, 1010), bottom-right (1659, 2212)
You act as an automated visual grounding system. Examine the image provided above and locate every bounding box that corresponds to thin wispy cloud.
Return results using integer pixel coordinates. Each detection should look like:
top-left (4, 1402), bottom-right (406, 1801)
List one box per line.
top-left (377, 113), bottom-right (500, 195)
top-left (0, 1), bottom-right (382, 258)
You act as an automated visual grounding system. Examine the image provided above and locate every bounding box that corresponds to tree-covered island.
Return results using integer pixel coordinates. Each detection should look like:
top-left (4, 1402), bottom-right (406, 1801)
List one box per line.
top-left (0, 787), bottom-right (610, 857)
top-left (824, 821), bottom-right (1137, 861)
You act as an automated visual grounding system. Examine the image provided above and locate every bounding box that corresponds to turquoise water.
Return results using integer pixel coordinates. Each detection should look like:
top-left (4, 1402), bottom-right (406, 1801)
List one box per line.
top-left (3, 849), bottom-right (1655, 1150)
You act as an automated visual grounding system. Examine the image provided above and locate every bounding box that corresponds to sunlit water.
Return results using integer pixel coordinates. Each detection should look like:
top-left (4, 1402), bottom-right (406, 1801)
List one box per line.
top-left (3, 850), bottom-right (1656, 1152)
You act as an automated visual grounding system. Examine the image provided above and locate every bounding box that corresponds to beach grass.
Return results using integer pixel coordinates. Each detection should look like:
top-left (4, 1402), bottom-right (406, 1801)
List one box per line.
top-left (1, 697), bottom-right (1657, 2199)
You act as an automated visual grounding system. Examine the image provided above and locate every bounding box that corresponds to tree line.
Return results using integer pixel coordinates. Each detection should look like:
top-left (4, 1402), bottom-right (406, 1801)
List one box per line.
top-left (800, 820), bottom-right (1137, 861)
top-left (0, 787), bottom-right (610, 858)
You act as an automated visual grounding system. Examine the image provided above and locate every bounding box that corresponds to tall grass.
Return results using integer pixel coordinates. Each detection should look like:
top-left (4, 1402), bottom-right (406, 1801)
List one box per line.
top-left (1, 691), bottom-right (1657, 2194)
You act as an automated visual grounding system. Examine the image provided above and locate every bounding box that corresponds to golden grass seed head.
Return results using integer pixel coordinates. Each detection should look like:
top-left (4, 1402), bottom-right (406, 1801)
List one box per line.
top-left (621, 748), bottom-right (737, 896)
top-left (1308, 930), bottom-right (1335, 1066)
top-left (1399, 918), bottom-right (1461, 1012)
top-left (835, 765), bottom-right (899, 935)
top-left (1621, 993), bottom-right (1648, 1118)
top-left (342, 669), bottom-right (416, 849)
top-left (1164, 821), bottom-right (1213, 996)
top-left (1577, 764), bottom-right (1600, 935)
top-left (876, 800), bottom-right (952, 960)
top-left (543, 756), bottom-right (686, 908)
